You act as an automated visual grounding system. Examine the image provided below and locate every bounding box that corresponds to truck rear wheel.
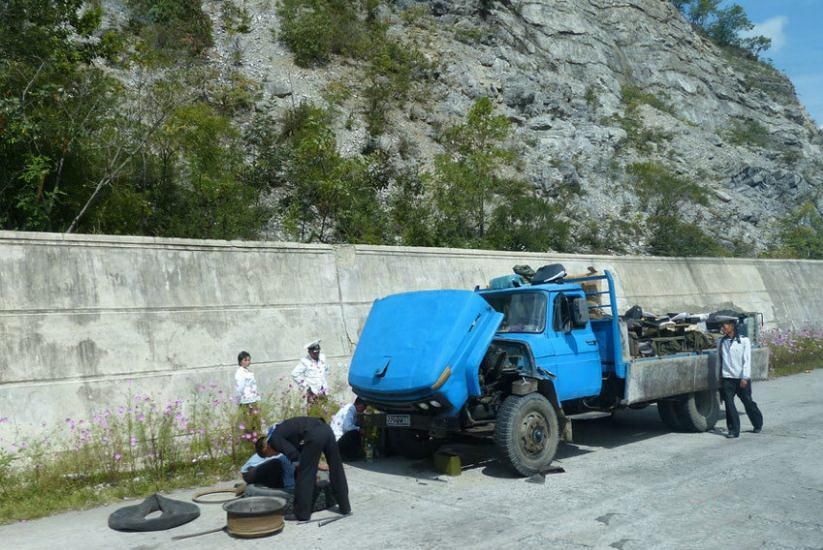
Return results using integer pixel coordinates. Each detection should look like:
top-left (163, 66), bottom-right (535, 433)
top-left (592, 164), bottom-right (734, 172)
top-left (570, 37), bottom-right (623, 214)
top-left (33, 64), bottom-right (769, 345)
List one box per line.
top-left (657, 398), bottom-right (687, 431)
top-left (495, 393), bottom-right (559, 477)
top-left (675, 390), bottom-right (720, 432)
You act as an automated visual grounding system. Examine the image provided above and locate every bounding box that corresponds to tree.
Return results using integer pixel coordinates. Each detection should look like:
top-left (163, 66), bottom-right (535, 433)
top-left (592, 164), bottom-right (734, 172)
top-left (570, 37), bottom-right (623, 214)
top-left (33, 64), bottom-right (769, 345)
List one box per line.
top-left (706, 4), bottom-right (752, 48)
top-left (770, 202), bottom-right (823, 259)
top-left (671, 0), bottom-right (770, 57)
top-left (431, 97), bottom-right (569, 252)
top-left (274, 102), bottom-right (388, 243)
top-left (432, 97), bottom-right (515, 247)
top-left (627, 162), bottom-right (727, 257)
top-left (687, 0), bottom-right (721, 27)
top-left (0, 0), bottom-right (121, 231)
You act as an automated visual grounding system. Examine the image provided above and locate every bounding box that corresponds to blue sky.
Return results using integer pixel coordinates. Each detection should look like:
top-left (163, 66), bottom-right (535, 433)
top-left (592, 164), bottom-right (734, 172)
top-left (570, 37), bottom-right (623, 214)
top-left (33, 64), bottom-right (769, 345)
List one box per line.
top-left (734, 0), bottom-right (823, 126)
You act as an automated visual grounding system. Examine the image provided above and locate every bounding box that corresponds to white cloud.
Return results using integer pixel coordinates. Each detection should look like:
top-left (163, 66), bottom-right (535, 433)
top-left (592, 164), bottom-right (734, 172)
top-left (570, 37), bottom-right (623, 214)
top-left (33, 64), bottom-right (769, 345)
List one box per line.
top-left (742, 16), bottom-right (789, 53)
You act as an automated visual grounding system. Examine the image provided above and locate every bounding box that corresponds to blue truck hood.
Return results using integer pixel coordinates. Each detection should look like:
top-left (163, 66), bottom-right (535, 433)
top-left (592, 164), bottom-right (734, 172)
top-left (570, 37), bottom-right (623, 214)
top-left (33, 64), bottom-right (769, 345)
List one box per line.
top-left (348, 290), bottom-right (503, 409)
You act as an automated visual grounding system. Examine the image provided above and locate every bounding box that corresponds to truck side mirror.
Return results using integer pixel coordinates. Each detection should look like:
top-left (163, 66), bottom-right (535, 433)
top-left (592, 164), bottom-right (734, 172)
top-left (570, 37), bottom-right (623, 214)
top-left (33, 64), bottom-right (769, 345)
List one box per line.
top-left (571, 297), bottom-right (590, 327)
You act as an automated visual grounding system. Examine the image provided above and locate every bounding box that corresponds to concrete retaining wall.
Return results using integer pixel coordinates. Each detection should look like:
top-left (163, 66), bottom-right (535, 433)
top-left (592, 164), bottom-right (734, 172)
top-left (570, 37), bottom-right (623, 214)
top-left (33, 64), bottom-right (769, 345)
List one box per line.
top-left (1, 230), bottom-right (821, 442)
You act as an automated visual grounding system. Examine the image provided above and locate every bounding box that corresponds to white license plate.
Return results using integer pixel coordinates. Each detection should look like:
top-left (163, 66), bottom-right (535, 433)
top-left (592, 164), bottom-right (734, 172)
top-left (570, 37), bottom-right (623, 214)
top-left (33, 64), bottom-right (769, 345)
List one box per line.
top-left (386, 414), bottom-right (411, 427)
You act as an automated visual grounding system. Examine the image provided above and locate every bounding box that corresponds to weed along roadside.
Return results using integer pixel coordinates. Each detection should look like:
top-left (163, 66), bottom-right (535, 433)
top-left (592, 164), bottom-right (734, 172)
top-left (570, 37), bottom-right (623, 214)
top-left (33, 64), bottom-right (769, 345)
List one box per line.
top-left (0, 380), bottom-right (344, 525)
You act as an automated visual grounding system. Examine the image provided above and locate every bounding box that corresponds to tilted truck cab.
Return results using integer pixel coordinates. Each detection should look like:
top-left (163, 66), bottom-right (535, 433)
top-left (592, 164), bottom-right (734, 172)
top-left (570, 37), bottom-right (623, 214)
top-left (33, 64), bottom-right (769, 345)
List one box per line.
top-left (348, 290), bottom-right (503, 417)
top-left (348, 270), bottom-right (769, 476)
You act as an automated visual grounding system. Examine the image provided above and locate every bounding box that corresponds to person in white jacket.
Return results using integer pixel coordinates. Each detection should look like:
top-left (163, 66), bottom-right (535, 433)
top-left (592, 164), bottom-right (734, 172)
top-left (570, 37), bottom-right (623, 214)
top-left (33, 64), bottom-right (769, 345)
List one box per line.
top-left (235, 351), bottom-right (262, 437)
top-left (717, 319), bottom-right (763, 438)
top-left (291, 340), bottom-right (329, 408)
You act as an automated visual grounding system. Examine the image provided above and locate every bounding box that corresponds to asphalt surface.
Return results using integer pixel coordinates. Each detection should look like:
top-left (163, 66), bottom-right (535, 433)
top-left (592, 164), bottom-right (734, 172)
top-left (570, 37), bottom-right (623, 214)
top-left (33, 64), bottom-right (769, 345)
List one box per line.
top-left (3, 370), bottom-right (822, 550)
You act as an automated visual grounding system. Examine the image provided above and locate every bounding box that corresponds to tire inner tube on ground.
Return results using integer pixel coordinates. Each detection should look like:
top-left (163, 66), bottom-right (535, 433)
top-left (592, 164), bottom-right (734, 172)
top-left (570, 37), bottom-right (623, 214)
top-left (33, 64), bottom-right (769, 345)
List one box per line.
top-left (243, 477), bottom-right (336, 514)
top-left (108, 493), bottom-right (200, 532)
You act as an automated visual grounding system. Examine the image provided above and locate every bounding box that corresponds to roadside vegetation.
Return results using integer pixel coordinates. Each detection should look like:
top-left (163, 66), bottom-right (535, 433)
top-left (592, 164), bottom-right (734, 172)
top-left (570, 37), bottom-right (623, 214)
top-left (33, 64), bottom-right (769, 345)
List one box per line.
top-left (761, 328), bottom-right (823, 377)
top-left (0, 381), bottom-right (341, 524)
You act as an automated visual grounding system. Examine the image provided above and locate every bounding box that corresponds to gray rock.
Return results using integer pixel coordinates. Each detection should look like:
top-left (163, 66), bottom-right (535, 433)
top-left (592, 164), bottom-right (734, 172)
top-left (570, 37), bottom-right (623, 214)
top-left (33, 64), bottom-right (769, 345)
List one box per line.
top-left (198, 0), bottom-right (822, 254)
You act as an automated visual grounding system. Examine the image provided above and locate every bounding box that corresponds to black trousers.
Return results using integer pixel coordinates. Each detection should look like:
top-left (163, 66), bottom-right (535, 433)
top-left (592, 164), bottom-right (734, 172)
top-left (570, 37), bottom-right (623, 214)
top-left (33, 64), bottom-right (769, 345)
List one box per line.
top-left (337, 430), bottom-right (364, 462)
top-left (294, 423), bottom-right (351, 520)
top-left (721, 377), bottom-right (763, 436)
top-left (242, 458), bottom-right (285, 489)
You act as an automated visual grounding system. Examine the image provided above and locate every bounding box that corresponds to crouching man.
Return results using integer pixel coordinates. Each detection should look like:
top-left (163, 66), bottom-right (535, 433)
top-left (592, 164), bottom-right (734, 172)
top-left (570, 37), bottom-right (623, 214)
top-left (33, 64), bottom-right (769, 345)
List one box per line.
top-left (267, 416), bottom-right (352, 521)
top-left (331, 398), bottom-right (367, 461)
top-left (240, 436), bottom-right (295, 489)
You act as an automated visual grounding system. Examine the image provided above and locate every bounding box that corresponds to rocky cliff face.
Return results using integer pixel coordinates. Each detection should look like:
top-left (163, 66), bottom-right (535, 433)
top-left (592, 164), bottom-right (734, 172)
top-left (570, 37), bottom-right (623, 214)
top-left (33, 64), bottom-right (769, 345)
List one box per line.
top-left (208, 0), bottom-right (822, 253)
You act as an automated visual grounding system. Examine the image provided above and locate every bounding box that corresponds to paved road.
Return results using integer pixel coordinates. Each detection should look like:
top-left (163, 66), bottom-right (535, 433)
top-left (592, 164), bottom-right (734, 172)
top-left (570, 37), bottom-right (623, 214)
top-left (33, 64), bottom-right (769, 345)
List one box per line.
top-left (3, 370), bottom-right (822, 550)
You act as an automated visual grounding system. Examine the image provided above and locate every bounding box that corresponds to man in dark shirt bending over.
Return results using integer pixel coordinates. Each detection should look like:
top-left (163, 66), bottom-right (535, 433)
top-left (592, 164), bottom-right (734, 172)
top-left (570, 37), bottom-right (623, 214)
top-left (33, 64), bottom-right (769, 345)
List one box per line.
top-left (267, 416), bottom-right (351, 520)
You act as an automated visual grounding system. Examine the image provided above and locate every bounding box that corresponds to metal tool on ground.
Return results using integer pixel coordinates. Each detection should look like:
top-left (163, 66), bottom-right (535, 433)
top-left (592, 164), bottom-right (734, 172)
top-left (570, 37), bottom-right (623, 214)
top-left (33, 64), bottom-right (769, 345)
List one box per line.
top-left (318, 513), bottom-right (351, 527)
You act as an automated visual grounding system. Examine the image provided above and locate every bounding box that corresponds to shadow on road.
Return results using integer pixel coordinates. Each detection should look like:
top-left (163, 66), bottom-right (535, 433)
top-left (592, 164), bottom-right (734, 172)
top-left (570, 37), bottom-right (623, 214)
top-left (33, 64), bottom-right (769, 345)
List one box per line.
top-left (346, 405), bottom-right (679, 480)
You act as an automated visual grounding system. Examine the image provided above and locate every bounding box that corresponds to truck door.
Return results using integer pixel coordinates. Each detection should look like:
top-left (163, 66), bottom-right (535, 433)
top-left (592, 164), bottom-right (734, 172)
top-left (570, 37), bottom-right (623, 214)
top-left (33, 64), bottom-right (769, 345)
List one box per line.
top-left (544, 292), bottom-right (602, 401)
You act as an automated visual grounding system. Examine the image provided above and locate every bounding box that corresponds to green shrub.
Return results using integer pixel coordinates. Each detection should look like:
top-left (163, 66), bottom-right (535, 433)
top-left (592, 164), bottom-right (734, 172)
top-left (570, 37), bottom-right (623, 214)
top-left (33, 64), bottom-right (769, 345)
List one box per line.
top-left (724, 117), bottom-right (772, 148)
top-left (127, 0), bottom-right (214, 58)
top-left (767, 202), bottom-right (823, 259)
top-left (626, 162), bottom-right (727, 256)
top-left (613, 85), bottom-right (675, 152)
top-left (620, 84), bottom-right (674, 115)
top-left (221, 0), bottom-right (252, 34)
top-left (364, 39), bottom-right (431, 136)
top-left (276, 0), bottom-right (370, 67)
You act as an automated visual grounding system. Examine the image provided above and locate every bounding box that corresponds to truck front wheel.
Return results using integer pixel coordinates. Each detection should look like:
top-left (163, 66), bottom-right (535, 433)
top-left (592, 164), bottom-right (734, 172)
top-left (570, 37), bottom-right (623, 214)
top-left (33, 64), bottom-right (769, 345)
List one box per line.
top-left (495, 393), bottom-right (560, 476)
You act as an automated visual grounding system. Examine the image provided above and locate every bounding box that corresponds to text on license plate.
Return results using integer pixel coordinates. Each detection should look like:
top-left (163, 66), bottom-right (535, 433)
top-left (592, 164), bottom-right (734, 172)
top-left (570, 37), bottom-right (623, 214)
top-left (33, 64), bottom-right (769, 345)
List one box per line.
top-left (386, 414), bottom-right (411, 427)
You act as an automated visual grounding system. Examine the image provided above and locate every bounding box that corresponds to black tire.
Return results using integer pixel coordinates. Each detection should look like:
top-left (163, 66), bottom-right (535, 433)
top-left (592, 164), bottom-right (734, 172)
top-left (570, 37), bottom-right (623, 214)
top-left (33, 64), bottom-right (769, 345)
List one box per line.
top-left (675, 390), bottom-right (720, 432)
top-left (657, 398), bottom-right (687, 431)
top-left (386, 428), bottom-right (439, 459)
top-left (108, 494), bottom-right (200, 532)
top-left (494, 393), bottom-right (560, 477)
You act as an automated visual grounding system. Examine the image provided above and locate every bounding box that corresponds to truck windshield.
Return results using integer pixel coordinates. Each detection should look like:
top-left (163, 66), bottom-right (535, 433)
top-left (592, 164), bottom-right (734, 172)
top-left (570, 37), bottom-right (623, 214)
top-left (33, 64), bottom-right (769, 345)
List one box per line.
top-left (482, 292), bottom-right (547, 333)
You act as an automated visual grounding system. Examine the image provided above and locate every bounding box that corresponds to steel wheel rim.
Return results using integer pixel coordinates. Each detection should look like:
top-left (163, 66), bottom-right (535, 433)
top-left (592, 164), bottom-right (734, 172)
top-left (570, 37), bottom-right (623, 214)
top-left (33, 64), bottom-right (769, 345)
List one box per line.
top-left (520, 411), bottom-right (549, 457)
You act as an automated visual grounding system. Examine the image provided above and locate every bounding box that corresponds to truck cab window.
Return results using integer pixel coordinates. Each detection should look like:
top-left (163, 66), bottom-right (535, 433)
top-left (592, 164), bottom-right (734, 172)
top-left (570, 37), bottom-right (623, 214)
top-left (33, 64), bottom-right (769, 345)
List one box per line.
top-left (554, 294), bottom-right (589, 332)
top-left (482, 292), bottom-right (547, 333)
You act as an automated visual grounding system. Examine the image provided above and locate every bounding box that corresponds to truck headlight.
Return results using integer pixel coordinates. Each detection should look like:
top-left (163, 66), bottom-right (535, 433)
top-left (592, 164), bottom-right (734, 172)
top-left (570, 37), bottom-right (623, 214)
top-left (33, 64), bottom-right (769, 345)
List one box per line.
top-left (431, 366), bottom-right (451, 390)
top-left (418, 402), bottom-right (430, 410)
top-left (430, 400), bottom-right (442, 408)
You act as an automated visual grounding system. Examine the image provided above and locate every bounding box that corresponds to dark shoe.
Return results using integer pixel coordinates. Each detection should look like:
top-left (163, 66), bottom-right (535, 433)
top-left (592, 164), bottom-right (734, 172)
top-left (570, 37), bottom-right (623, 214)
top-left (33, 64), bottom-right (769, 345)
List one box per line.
top-left (726, 433), bottom-right (739, 439)
top-left (752, 427), bottom-right (762, 433)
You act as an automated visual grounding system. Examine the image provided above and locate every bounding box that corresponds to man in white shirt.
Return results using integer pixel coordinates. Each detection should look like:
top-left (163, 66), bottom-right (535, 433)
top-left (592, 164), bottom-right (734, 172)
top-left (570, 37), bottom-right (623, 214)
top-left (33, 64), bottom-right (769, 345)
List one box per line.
top-left (291, 340), bottom-right (329, 408)
top-left (330, 398), bottom-right (367, 461)
top-left (717, 319), bottom-right (763, 438)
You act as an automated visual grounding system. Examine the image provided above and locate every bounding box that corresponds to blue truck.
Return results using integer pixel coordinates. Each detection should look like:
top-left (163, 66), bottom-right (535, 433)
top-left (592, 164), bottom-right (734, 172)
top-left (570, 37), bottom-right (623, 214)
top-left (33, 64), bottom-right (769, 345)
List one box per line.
top-left (348, 269), bottom-right (768, 476)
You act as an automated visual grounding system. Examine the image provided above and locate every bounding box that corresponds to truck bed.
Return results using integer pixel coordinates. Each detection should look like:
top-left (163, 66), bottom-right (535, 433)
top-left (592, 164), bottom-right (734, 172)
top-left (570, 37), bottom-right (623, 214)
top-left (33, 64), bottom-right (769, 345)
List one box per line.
top-left (622, 348), bottom-right (770, 405)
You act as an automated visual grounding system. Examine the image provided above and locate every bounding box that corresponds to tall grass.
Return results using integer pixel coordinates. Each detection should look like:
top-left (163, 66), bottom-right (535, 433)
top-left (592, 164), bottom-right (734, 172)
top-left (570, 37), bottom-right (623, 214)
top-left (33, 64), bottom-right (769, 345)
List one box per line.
top-left (760, 328), bottom-right (823, 377)
top-left (0, 378), bottom-right (343, 524)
